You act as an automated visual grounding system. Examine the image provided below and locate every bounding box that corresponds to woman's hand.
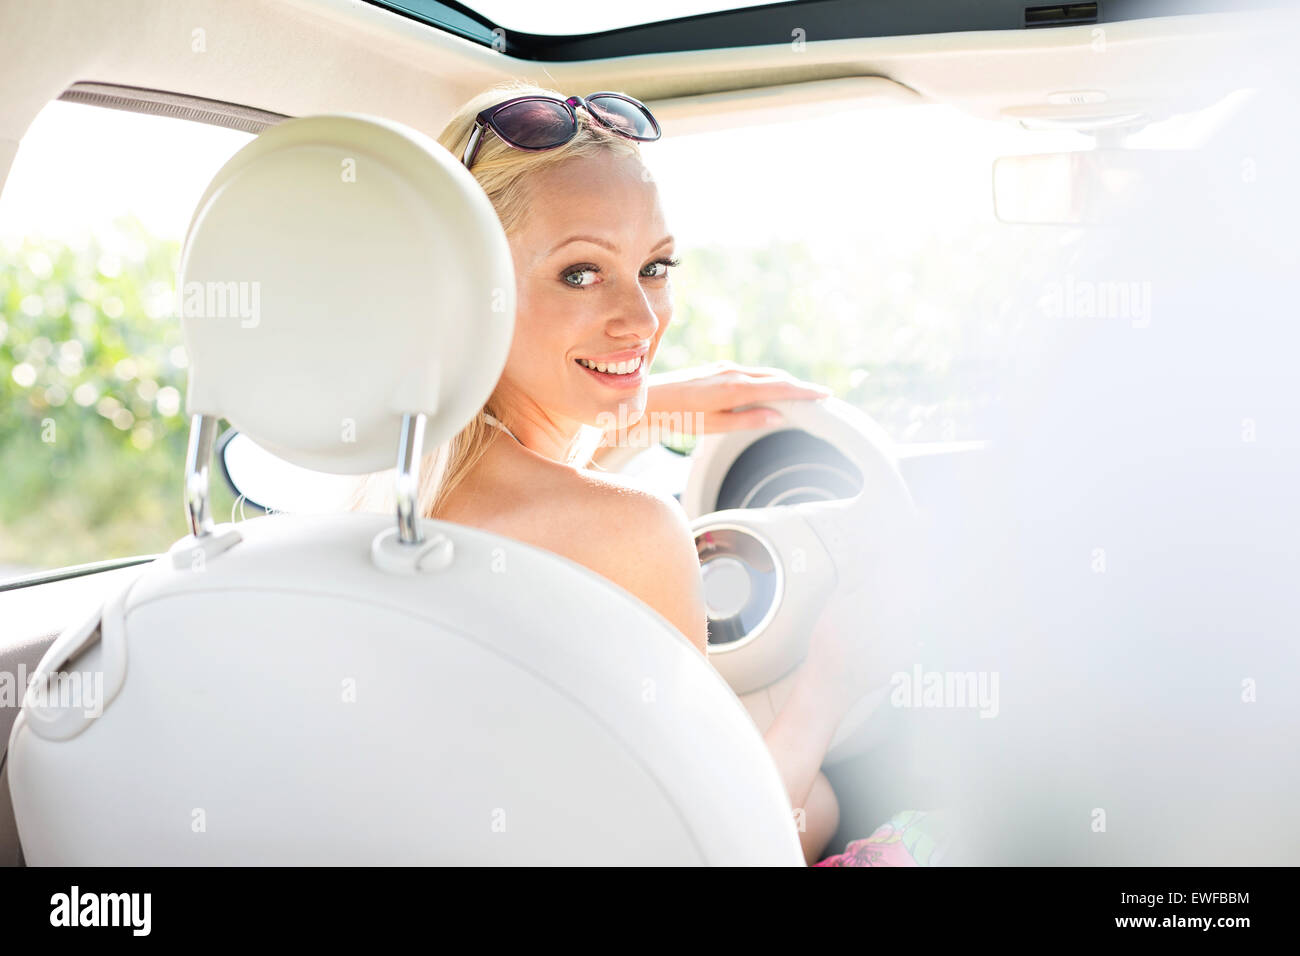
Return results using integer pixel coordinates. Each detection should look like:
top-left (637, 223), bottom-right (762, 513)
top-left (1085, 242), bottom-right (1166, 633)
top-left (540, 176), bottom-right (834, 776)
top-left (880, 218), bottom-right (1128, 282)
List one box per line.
top-left (596, 360), bottom-right (831, 450)
top-left (799, 575), bottom-right (908, 724)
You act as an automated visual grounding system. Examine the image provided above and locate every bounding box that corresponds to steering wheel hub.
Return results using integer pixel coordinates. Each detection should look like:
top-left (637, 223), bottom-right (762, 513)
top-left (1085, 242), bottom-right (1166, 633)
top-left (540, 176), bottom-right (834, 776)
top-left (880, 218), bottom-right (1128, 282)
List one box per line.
top-left (696, 525), bottom-right (782, 649)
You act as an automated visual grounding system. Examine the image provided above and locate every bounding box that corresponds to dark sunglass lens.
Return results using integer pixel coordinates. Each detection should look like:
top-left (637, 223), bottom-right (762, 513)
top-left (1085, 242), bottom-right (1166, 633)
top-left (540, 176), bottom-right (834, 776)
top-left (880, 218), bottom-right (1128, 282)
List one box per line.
top-left (586, 95), bottom-right (660, 141)
top-left (491, 100), bottom-right (575, 149)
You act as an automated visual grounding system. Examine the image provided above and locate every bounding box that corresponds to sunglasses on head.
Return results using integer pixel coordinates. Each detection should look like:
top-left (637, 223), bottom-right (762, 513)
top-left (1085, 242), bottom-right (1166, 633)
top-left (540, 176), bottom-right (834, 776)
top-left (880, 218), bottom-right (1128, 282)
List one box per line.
top-left (461, 92), bottom-right (661, 170)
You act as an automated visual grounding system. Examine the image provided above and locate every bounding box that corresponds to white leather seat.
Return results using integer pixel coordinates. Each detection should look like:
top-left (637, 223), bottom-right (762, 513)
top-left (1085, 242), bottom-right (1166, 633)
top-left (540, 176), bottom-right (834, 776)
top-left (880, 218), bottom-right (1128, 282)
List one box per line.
top-left (6, 114), bottom-right (803, 865)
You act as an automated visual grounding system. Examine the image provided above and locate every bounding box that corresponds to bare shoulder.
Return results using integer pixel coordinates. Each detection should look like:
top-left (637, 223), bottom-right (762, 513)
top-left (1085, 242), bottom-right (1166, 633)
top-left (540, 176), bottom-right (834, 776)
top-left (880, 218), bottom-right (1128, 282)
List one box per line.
top-left (531, 465), bottom-right (708, 653)
top-left (440, 446), bottom-right (708, 652)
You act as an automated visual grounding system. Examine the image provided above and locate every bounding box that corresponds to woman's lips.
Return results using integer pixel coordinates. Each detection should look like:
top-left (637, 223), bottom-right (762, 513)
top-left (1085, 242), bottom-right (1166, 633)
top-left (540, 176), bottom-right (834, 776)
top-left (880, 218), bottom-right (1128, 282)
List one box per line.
top-left (575, 357), bottom-right (645, 389)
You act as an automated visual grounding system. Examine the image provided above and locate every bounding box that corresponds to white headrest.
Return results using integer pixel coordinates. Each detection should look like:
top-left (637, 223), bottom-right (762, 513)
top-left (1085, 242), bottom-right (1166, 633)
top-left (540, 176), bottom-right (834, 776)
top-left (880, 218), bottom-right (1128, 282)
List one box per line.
top-left (178, 114), bottom-right (514, 474)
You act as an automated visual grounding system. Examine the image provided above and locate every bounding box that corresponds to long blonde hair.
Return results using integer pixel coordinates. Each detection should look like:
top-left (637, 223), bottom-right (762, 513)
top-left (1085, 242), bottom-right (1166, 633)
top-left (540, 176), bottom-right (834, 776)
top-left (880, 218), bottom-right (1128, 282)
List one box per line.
top-left (347, 80), bottom-right (644, 519)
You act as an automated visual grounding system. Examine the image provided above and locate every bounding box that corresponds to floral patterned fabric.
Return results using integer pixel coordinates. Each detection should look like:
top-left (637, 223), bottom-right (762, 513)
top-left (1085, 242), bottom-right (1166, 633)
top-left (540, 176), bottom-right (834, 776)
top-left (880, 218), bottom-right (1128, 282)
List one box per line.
top-left (814, 810), bottom-right (951, 867)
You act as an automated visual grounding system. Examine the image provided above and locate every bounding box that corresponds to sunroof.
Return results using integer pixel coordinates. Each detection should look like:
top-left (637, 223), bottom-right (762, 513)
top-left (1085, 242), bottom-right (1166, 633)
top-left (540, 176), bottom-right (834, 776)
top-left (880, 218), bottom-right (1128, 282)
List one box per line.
top-left (366, 0), bottom-right (1268, 62)
top-left (466, 0), bottom-right (788, 36)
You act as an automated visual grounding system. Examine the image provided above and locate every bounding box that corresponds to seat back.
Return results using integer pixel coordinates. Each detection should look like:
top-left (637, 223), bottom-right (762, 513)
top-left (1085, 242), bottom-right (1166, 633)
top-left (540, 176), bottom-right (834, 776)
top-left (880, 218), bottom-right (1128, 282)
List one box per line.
top-left (6, 114), bottom-right (803, 865)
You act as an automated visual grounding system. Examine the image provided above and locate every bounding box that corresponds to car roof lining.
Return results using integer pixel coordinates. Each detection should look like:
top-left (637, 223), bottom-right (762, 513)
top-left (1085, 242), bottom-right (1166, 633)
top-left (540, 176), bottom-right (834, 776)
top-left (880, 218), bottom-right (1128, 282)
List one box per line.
top-left (0, 0), bottom-right (1291, 196)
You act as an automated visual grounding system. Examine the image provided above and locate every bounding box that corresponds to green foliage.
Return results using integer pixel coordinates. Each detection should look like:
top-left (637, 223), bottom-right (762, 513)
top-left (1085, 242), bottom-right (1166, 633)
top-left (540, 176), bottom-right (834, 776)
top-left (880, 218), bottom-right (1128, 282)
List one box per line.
top-left (0, 217), bottom-right (235, 571)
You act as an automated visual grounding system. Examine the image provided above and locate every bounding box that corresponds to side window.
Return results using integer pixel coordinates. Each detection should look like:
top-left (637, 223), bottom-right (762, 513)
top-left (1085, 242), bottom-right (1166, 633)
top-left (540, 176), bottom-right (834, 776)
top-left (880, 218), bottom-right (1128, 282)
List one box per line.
top-left (0, 100), bottom-right (255, 579)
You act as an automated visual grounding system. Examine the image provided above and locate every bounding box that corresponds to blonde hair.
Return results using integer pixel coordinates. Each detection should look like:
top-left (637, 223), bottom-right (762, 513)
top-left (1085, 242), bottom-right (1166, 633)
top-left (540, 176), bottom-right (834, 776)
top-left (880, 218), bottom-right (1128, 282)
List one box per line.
top-left (347, 80), bottom-right (644, 519)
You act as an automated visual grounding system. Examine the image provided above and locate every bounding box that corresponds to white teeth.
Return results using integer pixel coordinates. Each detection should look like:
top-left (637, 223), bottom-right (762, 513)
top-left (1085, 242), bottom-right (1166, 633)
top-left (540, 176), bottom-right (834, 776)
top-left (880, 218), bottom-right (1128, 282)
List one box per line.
top-left (579, 357), bottom-right (642, 375)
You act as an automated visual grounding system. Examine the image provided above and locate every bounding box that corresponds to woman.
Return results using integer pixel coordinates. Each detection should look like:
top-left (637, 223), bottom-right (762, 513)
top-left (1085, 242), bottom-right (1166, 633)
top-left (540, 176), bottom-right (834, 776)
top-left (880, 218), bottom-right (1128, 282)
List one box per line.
top-left (352, 80), bottom-right (886, 864)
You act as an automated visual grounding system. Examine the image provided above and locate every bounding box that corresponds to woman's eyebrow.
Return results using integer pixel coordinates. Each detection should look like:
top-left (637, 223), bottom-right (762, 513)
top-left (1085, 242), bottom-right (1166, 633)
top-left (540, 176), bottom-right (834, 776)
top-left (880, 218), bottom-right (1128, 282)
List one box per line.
top-left (546, 234), bottom-right (674, 256)
top-left (547, 234), bottom-right (615, 255)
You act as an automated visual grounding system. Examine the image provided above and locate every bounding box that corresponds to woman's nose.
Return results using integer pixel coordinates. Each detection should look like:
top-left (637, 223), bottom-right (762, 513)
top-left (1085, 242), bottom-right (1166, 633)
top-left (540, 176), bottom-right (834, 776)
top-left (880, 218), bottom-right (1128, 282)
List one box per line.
top-left (607, 282), bottom-right (661, 339)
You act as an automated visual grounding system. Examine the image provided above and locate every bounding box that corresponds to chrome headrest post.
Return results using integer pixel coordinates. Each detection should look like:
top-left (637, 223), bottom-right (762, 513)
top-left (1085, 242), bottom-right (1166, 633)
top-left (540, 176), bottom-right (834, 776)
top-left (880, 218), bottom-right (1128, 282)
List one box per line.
top-left (461, 122), bottom-right (486, 167)
top-left (395, 413), bottom-right (427, 546)
top-left (183, 414), bottom-right (219, 538)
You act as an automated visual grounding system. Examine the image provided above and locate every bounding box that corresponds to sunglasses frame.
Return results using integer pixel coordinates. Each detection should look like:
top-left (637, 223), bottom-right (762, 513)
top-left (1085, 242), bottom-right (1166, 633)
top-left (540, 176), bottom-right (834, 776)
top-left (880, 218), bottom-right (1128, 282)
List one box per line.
top-left (460, 92), bottom-right (661, 169)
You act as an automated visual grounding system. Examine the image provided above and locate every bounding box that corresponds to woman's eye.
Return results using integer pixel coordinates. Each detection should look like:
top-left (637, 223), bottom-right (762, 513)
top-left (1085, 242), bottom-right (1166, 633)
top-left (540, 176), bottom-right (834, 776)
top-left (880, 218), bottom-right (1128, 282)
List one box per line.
top-left (562, 257), bottom-right (678, 287)
top-left (641, 256), bottom-right (680, 279)
top-left (562, 265), bottom-right (599, 288)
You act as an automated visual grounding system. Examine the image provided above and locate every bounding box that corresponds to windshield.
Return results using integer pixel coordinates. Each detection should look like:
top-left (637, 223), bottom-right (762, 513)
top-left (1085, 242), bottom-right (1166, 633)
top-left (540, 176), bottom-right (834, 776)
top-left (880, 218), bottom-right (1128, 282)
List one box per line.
top-left (645, 101), bottom-right (1089, 447)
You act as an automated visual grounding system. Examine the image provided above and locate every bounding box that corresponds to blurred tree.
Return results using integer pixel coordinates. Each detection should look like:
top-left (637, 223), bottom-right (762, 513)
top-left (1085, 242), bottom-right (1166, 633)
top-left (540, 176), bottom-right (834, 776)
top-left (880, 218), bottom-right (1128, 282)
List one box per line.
top-left (1, 217), bottom-right (235, 570)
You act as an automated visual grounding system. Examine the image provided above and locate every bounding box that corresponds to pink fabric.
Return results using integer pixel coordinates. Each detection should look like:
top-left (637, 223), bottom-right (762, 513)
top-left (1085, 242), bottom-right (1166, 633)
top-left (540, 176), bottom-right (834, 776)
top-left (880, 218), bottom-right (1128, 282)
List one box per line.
top-left (814, 810), bottom-right (948, 867)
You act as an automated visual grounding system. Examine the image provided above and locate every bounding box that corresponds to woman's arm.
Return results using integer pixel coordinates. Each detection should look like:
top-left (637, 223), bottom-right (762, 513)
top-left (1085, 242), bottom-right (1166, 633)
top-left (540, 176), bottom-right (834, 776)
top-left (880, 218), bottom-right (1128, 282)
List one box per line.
top-left (565, 478), bottom-right (852, 863)
top-left (762, 670), bottom-right (847, 861)
top-left (768, 580), bottom-right (905, 861)
top-left (605, 491), bottom-right (850, 862)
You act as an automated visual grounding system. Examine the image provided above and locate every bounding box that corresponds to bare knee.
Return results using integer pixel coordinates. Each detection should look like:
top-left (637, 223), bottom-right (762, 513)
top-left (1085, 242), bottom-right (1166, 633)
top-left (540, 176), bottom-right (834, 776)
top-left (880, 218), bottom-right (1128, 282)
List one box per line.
top-left (797, 772), bottom-right (841, 865)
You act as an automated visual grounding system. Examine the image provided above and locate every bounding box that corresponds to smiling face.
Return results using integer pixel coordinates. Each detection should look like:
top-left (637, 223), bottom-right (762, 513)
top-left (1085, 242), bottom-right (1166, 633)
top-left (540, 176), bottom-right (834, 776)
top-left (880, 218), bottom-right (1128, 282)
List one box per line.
top-left (491, 149), bottom-right (676, 443)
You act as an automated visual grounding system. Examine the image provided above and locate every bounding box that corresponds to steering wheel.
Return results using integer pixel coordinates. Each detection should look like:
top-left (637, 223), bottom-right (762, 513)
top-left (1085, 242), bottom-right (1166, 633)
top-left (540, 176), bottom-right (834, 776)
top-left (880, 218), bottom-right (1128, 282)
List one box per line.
top-left (684, 397), bottom-right (919, 763)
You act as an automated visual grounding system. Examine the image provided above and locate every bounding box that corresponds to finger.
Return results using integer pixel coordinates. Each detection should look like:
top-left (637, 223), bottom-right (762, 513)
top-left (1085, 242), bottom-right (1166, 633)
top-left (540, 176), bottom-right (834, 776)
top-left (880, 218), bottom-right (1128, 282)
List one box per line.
top-left (715, 366), bottom-right (826, 388)
top-left (720, 377), bottom-right (832, 404)
top-left (702, 406), bottom-right (786, 433)
top-left (738, 365), bottom-right (831, 388)
top-left (735, 364), bottom-right (810, 379)
top-left (722, 369), bottom-right (831, 391)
